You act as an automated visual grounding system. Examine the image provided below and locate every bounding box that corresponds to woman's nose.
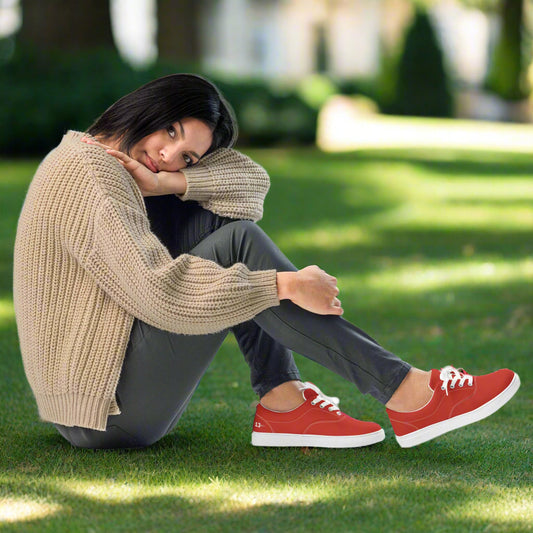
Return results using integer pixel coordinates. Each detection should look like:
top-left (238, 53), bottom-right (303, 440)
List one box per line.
top-left (159, 144), bottom-right (180, 168)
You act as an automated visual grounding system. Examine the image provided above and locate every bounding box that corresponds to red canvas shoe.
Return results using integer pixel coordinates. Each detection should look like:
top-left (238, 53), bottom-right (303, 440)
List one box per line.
top-left (304, 381), bottom-right (340, 406)
top-left (251, 387), bottom-right (385, 448)
top-left (386, 366), bottom-right (521, 448)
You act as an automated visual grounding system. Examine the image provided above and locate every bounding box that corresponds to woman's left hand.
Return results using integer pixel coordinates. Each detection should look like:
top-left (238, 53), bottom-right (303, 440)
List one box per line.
top-left (81, 137), bottom-right (182, 196)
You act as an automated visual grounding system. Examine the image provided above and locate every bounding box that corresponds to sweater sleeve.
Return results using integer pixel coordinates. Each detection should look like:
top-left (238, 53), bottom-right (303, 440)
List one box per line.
top-left (81, 196), bottom-right (280, 335)
top-left (177, 148), bottom-right (270, 222)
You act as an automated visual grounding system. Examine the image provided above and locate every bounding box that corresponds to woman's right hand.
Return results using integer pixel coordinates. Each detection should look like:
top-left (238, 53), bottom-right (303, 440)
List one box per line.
top-left (81, 137), bottom-right (187, 196)
top-left (277, 266), bottom-right (343, 315)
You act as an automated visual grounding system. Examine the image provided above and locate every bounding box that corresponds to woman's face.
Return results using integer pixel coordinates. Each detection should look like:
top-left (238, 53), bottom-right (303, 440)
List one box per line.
top-left (130, 117), bottom-right (213, 173)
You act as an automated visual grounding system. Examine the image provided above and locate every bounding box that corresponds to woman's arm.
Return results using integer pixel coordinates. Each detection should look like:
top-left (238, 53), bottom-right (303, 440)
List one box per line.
top-left (177, 148), bottom-right (270, 222)
top-left (73, 138), bottom-right (343, 320)
top-left (82, 138), bottom-right (269, 222)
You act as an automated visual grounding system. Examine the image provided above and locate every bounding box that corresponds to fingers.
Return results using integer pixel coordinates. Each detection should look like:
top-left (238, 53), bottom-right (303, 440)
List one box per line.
top-left (81, 137), bottom-right (134, 166)
top-left (330, 297), bottom-right (343, 315)
top-left (106, 148), bottom-right (133, 164)
top-left (81, 137), bottom-right (112, 151)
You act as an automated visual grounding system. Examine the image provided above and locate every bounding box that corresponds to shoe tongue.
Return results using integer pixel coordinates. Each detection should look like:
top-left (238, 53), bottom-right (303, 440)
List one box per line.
top-left (303, 387), bottom-right (319, 402)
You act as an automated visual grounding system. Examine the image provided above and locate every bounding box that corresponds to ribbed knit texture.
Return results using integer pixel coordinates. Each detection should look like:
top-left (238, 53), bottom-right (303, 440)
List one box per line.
top-left (179, 147), bottom-right (270, 221)
top-left (13, 130), bottom-right (280, 431)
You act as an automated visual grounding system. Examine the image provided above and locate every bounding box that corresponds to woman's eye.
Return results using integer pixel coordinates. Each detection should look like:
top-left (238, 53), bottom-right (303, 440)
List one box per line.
top-left (183, 154), bottom-right (192, 166)
top-left (167, 126), bottom-right (176, 138)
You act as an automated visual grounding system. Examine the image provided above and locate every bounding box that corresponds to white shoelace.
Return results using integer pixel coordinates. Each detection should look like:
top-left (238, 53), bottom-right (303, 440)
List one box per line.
top-left (304, 381), bottom-right (340, 406)
top-left (310, 394), bottom-right (340, 413)
top-left (439, 365), bottom-right (473, 396)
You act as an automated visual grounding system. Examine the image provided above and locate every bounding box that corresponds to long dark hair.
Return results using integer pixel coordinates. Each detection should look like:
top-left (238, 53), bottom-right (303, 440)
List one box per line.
top-left (87, 73), bottom-right (238, 156)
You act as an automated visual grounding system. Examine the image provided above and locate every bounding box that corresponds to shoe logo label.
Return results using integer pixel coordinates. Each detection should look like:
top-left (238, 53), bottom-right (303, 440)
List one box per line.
top-left (254, 422), bottom-right (262, 428)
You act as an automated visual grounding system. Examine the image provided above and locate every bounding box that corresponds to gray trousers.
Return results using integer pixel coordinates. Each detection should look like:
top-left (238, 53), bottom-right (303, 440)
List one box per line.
top-left (55, 197), bottom-right (411, 449)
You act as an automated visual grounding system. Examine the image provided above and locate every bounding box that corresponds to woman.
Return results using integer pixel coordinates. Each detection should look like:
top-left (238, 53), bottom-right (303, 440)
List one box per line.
top-left (13, 74), bottom-right (520, 450)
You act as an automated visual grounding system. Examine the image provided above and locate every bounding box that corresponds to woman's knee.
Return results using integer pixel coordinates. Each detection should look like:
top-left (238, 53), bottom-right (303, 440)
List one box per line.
top-left (191, 219), bottom-right (295, 272)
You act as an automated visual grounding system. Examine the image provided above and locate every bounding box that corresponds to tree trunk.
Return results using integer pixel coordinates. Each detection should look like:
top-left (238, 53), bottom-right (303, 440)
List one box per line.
top-left (157, 0), bottom-right (202, 64)
top-left (18, 0), bottom-right (114, 51)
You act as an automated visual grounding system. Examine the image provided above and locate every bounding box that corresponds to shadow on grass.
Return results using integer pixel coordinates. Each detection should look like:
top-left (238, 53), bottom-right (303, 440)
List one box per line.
top-left (1, 423), bottom-right (530, 532)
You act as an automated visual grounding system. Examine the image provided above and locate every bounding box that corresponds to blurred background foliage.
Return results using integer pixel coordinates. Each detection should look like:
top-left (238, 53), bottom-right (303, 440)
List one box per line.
top-left (0, 0), bottom-right (531, 155)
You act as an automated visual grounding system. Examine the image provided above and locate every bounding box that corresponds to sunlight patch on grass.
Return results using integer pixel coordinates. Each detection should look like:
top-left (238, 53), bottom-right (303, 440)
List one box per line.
top-left (318, 111), bottom-right (533, 153)
top-left (340, 259), bottom-right (533, 293)
top-left (276, 224), bottom-right (377, 251)
top-left (454, 490), bottom-right (532, 528)
top-left (58, 478), bottom-right (330, 510)
top-left (371, 203), bottom-right (533, 231)
top-left (0, 498), bottom-right (61, 523)
top-left (0, 299), bottom-right (14, 323)
top-left (431, 178), bottom-right (533, 203)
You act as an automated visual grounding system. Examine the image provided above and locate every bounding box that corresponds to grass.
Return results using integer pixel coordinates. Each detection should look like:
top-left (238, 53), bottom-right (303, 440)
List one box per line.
top-left (1, 145), bottom-right (532, 532)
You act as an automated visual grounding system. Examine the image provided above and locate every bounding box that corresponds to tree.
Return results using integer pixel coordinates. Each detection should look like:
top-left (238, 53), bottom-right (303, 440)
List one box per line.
top-left (157, 0), bottom-right (202, 65)
top-left (457, 0), bottom-right (529, 100)
top-left (393, 8), bottom-right (453, 117)
top-left (18, 0), bottom-right (115, 52)
top-left (485, 0), bottom-right (529, 100)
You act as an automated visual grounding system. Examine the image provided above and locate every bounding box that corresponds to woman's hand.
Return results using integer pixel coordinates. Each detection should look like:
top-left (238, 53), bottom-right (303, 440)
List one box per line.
top-left (80, 137), bottom-right (187, 196)
top-left (277, 266), bottom-right (343, 316)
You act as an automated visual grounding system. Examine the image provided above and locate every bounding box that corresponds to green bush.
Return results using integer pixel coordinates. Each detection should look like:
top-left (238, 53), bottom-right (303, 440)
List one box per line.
top-left (0, 44), bottom-right (156, 155)
top-left (0, 45), bottom-right (318, 155)
top-left (201, 77), bottom-right (318, 146)
top-left (485, 0), bottom-right (530, 101)
top-left (375, 37), bottom-right (402, 114)
top-left (388, 8), bottom-right (453, 118)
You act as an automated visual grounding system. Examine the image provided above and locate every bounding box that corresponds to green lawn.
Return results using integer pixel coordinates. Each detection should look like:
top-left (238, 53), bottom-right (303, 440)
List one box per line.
top-left (1, 146), bottom-right (532, 532)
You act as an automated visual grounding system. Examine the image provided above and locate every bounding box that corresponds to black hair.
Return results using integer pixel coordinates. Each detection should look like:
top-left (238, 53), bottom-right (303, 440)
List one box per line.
top-left (87, 73), bottom-right (238, 156)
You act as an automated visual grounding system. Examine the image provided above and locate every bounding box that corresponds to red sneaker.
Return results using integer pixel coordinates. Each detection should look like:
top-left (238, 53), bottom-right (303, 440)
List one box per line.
top-left (304, 381), bottom-right (340, 406)
top-left (386, 366), bottom-right (521, 448)
top-left (251, 388), bottom-right (385, 448)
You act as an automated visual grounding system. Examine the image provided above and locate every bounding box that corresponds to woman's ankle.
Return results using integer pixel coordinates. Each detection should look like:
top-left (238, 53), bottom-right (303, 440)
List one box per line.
top-left (260, 380), bottom-right (306, 412)
top-left (385, 368), bottom-right (433, 412)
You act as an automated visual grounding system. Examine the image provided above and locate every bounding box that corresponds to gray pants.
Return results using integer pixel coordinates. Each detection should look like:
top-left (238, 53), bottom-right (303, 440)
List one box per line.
top-left (55, 197), bottom-right (411, 449)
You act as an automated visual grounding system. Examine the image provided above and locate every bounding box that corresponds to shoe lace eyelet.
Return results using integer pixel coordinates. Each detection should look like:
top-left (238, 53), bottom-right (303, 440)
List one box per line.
top-left (441, 386), bottom-right (445, 391)
top-left (459, 383), bottom-right (464, 387)
top-left (450, 384), bottom-right (455, 389)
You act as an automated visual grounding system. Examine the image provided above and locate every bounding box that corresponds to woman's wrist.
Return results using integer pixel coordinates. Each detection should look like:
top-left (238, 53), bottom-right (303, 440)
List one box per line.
top-left (276, 272), bottom-right (298, 301)
top-left (158, 171), bottom-right (188, 195)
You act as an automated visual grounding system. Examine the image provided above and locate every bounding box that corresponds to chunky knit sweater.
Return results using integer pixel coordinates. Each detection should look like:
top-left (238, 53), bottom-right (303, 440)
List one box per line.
top-left (13, 130), bottom-right (280, 431)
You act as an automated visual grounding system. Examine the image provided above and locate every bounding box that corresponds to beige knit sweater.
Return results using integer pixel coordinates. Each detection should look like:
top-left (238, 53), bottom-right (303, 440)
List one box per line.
top-left (13, 130), bottom-right (280, 431)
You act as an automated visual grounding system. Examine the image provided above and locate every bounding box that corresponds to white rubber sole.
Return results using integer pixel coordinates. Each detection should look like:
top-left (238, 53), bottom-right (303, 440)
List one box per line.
top-left (395, 372), bottom-right (521, 448)
top-left (251, 428), bottom-right (385, 448)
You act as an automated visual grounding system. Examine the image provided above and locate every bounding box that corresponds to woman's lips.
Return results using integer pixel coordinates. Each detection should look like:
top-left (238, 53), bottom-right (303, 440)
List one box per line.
top-left (145, 154), bottom-right (159, 173)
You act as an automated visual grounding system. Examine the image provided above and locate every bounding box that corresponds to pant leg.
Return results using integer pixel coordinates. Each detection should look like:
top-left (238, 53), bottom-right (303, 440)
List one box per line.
top-left (232, 320), bottom-right (300, 397)
top-left (55, 321), bottom-right (228, 449)
top-left (186, 220), bottom-right (412, 405)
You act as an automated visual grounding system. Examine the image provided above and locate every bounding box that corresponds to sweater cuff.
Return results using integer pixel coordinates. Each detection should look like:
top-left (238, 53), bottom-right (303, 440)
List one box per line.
top-left (248, 269), bottom-right (280, 309)
top-left (176, 165), bottom-right (215, 202)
